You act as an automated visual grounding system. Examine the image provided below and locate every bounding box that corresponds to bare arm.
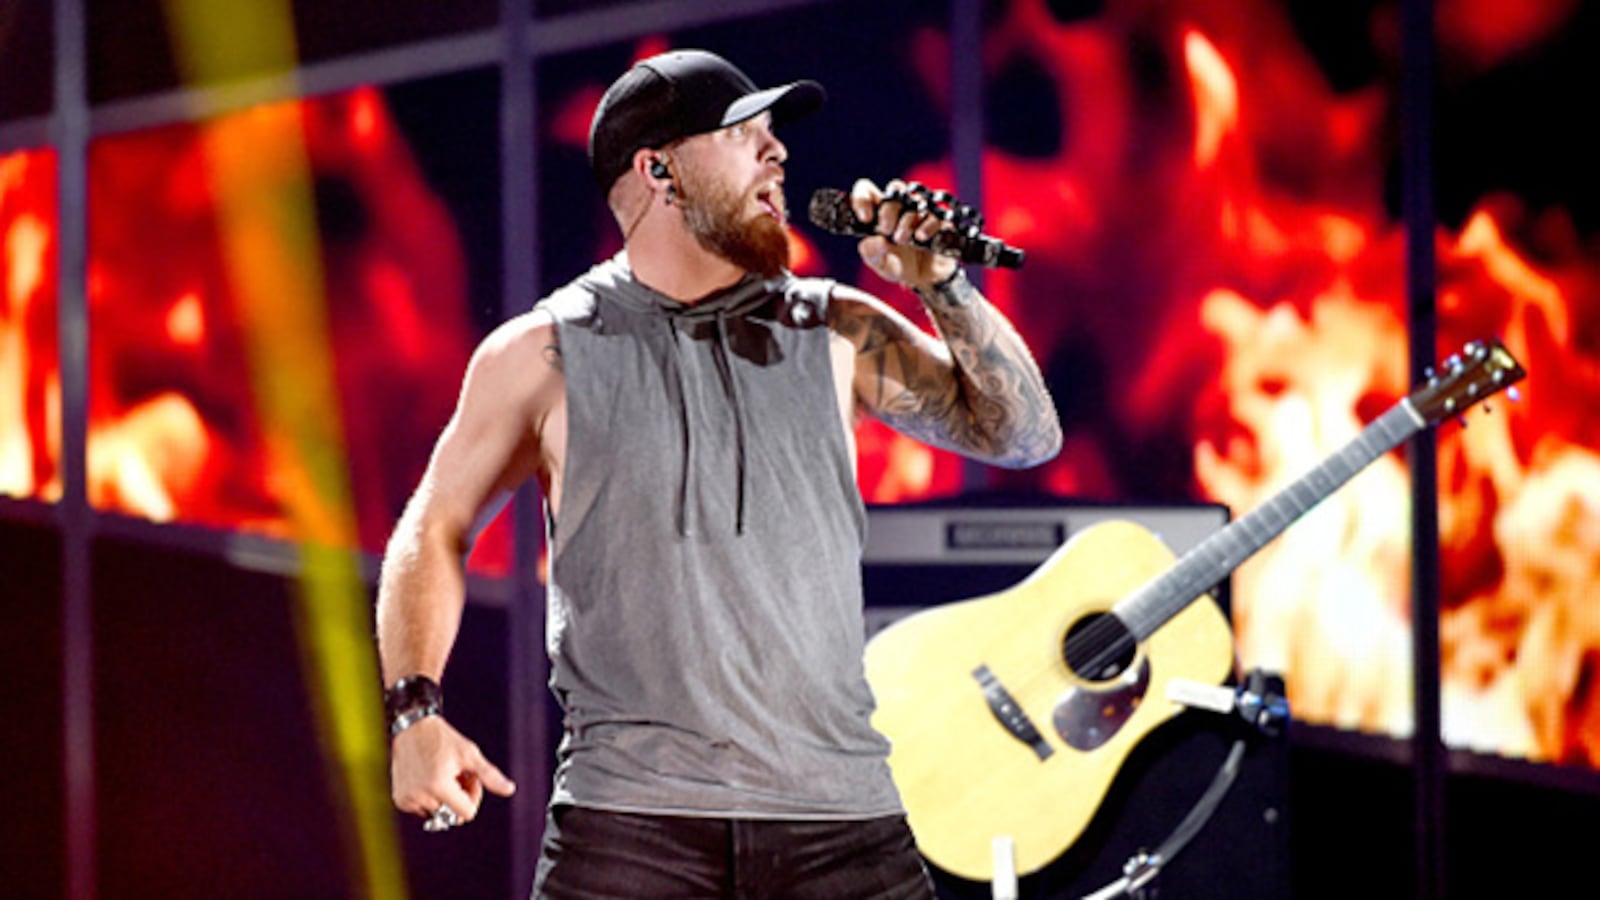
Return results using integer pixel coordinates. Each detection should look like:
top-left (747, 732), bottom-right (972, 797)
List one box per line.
top-left (376, 309), bottom-right (561, 823)
top-left (831, 179), bottom-right (1062, 468)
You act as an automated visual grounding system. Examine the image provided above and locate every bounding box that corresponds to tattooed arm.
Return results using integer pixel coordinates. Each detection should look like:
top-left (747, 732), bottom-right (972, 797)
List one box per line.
top-left (830, 277), bottom-right (1061, 468)
top-left (829, 178), bottom-right (1061, 467)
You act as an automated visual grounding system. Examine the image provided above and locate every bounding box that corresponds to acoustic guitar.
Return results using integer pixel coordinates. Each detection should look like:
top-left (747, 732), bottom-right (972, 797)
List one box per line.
top-left (863, 337), bottom-right (1525, 881)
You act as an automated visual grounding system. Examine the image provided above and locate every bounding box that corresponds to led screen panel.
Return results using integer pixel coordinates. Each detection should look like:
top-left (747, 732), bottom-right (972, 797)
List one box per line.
top-left (0, 0), bottom-right (52, 122)
top-left (0, 147), bottom-right (59, 503)
top-left (1432, 1), bottom-right (1600, 766)
top-left (85, 71), bottom-right (511, 572)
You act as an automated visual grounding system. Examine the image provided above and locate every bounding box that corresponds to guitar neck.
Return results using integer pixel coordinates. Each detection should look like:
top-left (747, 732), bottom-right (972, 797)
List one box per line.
top-left (1114, 399), bottom-right (1426, 641)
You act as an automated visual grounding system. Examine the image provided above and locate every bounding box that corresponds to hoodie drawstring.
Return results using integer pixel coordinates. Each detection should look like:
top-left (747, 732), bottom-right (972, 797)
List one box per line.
top-left (663, 305), bottom-right (751, 538)
top-left (665, 316), bottom-right (697, 538)
top-left (714, 308), bottom-right (749, 535)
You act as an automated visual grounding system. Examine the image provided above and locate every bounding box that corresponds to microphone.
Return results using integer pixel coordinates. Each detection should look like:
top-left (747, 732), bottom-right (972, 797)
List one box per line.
top-left (806, 186), bottom-right (1025, 270)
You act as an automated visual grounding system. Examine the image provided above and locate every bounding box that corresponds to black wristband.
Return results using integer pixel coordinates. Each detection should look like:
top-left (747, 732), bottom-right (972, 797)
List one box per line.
top-left (384, 674), bottom-right (443, 739)
top-left (913, 265), bottom-right (967, 300)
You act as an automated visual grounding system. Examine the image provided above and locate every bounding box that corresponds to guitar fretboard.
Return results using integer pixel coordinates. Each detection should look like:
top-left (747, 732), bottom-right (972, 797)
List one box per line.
top-left (1114, 399), bottom-right (1426, 641)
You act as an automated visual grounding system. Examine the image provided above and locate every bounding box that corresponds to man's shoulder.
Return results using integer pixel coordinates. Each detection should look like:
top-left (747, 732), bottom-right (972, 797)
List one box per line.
top-left (477, 306), bottom-right (559, 365)
top-left (463, 309), bottom-right (565, 416)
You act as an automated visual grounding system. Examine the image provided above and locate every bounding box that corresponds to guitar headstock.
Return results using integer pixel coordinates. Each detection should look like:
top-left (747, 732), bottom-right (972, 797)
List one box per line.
top-left (1410, 337), bottom-right (1527, 424)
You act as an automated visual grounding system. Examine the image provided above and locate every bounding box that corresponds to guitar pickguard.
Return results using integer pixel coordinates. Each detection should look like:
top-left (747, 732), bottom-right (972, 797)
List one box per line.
top-left (1051, 656), bottom-right (1150, 751)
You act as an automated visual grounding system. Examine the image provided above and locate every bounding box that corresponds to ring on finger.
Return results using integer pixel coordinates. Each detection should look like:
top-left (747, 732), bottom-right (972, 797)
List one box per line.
top-left (423, 803), bottom-right (461, 833)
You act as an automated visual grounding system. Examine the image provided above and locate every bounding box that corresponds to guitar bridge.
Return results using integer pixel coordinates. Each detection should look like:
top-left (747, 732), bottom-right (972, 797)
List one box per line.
top-left (973, 665), bottom-right (1053, 760)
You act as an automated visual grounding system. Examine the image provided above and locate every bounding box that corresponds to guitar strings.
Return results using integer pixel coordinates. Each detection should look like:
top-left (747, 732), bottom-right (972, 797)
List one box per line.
top-left (1062, 614), bottom-right (1137, 682)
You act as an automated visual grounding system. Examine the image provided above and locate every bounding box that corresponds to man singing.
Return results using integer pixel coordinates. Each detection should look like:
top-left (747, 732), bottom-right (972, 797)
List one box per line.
top-left (377, 49), bottom-right (1062, 897)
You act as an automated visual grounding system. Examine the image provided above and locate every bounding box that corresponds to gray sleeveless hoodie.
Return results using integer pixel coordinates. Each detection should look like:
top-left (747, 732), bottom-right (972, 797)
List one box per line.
top-left (536, 253), bottom-right (902, 819)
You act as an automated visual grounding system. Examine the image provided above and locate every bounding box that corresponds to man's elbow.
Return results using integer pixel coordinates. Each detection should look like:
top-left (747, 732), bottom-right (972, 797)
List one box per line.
top-left (990, 417), bottom-right (1064, 469)
top-left (385, 499), bottom-right (472, 567)
top-left (1032, 424), bottom-right (1066, 467)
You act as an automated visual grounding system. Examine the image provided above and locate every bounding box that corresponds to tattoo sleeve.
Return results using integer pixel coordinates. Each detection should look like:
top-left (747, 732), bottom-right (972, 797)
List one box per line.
top-left (843, 271), bottom-right (1063, 468)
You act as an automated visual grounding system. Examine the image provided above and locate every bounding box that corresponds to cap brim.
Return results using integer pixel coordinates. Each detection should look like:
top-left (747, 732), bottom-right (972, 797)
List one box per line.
top-left (721, 79), bottom-right (826, 130)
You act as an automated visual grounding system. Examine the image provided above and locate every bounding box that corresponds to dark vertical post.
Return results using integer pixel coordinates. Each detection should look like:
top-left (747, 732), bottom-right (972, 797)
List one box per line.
top-left (1402, 0), bottom-right (1445, 896)
top-left (502, 1), bottom-right (547, 897)
top-left (54, 0), bottom-right (96, 898)
top-left (950, 0), bottom-right (984, 246)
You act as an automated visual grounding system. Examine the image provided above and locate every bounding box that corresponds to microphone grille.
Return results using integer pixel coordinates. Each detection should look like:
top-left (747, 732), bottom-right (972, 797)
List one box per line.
top-left (806, 188), bottom-right (858, 235)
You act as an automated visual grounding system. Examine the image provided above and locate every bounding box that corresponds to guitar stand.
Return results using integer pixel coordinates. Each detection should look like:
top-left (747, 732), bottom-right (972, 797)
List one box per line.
top-left (1079, 669), bottom-right (1288, 900)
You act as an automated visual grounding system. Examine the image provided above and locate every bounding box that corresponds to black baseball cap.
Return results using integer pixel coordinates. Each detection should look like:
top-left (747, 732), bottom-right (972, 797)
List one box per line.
top-left (588, 49), bottom-right (825, 191)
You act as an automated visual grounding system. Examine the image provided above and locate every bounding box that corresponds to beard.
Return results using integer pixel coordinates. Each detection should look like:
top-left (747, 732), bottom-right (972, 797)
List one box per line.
top-left (678, 165), bottom-right (790, 278)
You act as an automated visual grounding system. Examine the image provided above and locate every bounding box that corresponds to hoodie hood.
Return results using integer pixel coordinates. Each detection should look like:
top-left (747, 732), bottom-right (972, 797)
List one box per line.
top-left (575, 253), bottom-right (800, 537)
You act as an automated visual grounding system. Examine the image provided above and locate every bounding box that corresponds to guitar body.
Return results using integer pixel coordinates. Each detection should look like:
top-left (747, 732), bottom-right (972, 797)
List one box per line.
top-left (862, 337), bottom-right (1525, 881)
top-left (863, 519), bottom-right (1235, 881)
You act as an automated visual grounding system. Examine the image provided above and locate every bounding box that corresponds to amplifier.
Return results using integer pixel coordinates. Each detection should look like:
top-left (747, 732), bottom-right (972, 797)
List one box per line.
top-left (862, 501), bottom-right (1231, 637)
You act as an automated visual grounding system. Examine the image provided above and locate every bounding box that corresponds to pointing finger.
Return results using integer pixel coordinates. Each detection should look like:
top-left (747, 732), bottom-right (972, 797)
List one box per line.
top-left (467, 745), bottom-right (518, 798)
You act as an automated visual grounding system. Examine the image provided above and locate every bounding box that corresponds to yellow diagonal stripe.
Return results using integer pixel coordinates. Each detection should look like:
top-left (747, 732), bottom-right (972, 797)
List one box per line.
top-left (163, 2), bottom-right (406, 897)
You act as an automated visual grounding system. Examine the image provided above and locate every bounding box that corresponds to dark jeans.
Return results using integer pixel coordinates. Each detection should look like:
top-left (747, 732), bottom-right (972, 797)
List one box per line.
top-left (532, 806), bottom-right (936, 899)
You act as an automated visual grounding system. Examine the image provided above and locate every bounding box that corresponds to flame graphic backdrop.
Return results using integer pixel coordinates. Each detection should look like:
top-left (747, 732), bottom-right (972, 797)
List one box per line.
top-left (3, 0), bottom-right (1598, 772)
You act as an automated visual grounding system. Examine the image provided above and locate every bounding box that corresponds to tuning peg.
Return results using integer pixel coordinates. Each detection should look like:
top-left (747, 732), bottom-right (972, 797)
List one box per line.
top-left (1507, 386), bottom-right (1522, 403)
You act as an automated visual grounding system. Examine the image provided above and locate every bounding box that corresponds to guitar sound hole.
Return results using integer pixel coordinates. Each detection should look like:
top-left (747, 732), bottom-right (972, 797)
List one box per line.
top-left (1062, 613), bottom-right (1137, 682)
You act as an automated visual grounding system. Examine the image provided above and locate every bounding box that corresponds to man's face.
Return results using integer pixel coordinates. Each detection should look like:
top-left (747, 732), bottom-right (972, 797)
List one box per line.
top-left (674, 114), bottom-right (790, 278)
